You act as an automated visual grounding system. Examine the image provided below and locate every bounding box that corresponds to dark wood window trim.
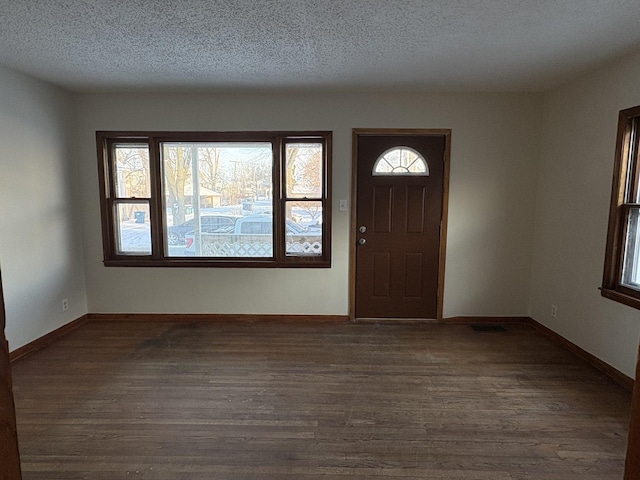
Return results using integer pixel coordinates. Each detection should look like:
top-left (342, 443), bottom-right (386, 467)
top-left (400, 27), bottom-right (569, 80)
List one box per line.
top-left (0, 268), bottom-right (23, 479)
top-left (96, 131), bottom-right (332, 268)
top-left (602, 105), bottom-right (640, 308)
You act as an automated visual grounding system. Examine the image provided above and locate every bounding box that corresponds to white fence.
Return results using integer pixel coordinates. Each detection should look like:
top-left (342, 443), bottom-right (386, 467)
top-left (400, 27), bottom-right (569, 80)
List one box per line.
top-left (197, 234), bottom-right (322, 257)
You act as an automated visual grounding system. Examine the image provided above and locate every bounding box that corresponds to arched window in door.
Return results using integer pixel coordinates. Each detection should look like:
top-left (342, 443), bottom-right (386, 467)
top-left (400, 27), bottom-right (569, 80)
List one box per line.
top-left (372, 147), bottom-right (429, 176)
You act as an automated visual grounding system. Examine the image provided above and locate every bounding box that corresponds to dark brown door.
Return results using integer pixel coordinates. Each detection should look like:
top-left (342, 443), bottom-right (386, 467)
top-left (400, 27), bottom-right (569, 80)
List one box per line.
top-left (355, 133), bottom-right (446, 320)
top-left (0, 268), bottom-right (23, 479)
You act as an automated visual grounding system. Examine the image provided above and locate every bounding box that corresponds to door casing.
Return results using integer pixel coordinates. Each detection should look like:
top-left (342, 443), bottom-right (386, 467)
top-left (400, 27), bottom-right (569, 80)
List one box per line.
top-left (0, 267), bottom-right (23, 479)
top-left (349, 128), bottom-right (451, 321)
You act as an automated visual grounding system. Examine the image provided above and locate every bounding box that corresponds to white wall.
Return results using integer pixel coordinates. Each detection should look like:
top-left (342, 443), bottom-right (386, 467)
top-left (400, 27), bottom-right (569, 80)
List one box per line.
top-left (75, 91), bottom-right (541, 317)
top-left (530, 50), bottom-right (640, 378)
top-left (0, 65), bottom-right (87, 350)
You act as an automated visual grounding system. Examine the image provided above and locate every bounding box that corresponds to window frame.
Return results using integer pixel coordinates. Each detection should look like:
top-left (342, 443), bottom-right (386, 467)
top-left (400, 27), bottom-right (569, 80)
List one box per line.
top-left (96, 131), bottom-right (332, 268)
top-left (602, 105), bottom-right (640, 308)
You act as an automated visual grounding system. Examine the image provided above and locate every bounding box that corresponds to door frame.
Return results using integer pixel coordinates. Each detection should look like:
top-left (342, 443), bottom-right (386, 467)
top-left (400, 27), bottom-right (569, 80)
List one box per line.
top-left (0, 266), bottom-right (23, 479)
top-left (349, 128), bottom-right (451, 321)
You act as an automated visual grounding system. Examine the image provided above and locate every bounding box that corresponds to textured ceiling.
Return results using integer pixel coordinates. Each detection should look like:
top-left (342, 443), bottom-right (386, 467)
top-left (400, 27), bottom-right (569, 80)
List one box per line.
top-left (0, 0), bottom-right (639, 92)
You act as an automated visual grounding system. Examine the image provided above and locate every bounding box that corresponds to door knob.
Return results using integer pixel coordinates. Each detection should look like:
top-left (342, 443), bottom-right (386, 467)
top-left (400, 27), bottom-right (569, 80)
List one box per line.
top-left (358, 238), bottom-right (367, 245)
top-left (359, 225), bottom-right (367, 233)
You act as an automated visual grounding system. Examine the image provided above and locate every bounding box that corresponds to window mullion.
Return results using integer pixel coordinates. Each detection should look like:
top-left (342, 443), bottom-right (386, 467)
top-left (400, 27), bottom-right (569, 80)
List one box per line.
top-left (104, 197), bottom-right (116, 260)
top-left (149, 138), bottom-right (163, 260)
top-left (103, 140), bottom-right (118, 260)
top-left (273, 137), bottom-right (285, 262)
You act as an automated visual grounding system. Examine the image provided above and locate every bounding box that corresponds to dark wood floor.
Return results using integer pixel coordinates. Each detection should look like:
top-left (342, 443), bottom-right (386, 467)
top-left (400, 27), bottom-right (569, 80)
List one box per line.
top-left (10, 320), bottom-right (632, 479)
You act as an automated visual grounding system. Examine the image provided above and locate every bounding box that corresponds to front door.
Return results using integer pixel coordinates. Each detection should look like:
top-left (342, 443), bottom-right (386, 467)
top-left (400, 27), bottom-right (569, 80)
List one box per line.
top-left (353, 130), bottom-right (448, 320)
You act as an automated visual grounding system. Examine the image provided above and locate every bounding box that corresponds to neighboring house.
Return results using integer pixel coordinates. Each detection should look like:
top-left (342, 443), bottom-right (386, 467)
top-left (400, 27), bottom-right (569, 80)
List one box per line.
top-left (182, 185), bottom-right (223, 209)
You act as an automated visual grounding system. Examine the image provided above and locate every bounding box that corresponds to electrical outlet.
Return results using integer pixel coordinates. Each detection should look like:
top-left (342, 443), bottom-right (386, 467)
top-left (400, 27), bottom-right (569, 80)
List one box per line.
top-left (62, 298), bottom-right (69, 312)
top-left (551, 304), bottom-right (557, 318)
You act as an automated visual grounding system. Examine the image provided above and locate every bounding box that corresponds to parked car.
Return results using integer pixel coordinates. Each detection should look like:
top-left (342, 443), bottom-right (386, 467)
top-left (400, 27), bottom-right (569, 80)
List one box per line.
top-left (234, 215), bottom-right (307, 235)
top-left (166, 215), bottom-right (237, 245)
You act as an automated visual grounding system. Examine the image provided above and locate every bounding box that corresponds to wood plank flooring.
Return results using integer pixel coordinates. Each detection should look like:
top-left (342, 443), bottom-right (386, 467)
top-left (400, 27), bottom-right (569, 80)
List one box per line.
top-left (10, 320), bottom-right (632, 479)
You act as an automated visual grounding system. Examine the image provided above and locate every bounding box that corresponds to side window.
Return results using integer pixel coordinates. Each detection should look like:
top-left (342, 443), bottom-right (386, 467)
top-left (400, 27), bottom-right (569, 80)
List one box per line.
top-left (602, 105), bottom-right (640, 308)
top-left (106, 143), bottom-right (152, 256)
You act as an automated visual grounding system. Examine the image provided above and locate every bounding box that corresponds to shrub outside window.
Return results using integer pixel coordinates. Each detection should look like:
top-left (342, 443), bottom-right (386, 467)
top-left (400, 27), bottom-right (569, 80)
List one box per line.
top-left (96, 131), bottom-right (331, 267)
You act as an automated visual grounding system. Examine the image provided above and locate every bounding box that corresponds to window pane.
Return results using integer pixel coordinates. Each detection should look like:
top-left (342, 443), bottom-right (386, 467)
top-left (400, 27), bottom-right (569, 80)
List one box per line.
top-left (162, 142), bottom-right (273, 258)
top-left (115, 203), bottom-right (151, 255)
top-left (286, 143), bottom-right (323, 198)
top-left (622, 207), bottom-right (640, 289)
top-left (114, 145), bottom-right (150, 198)
top-left (372, 147), bottom-right (429, 176)
top-left (285, 201), bottom-right (322, 256)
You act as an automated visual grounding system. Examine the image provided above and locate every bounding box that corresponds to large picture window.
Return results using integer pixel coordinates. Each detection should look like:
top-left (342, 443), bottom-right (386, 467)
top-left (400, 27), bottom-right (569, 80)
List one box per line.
top-left (602, 106), bottom-right (640, 307)
top-left (97, 131), bottom-right (331, 267)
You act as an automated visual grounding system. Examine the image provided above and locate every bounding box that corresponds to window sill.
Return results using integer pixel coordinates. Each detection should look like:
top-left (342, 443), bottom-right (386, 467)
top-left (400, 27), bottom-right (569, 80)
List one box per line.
top-left (600, 287), bottom-right (640, 310)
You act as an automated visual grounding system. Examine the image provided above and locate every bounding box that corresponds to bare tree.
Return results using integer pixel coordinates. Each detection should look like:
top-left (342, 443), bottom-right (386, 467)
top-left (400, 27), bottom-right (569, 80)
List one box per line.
top-left (286, 146), bottom-right (323, 223)
top-left (163, 146), bottom-right (192, 225)
top-left (115, 147), bottom-right (150, 196)
top-left (199, 147), bottom-right (221, 192)
top-left (115, 147), bottom-right (151, 220)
